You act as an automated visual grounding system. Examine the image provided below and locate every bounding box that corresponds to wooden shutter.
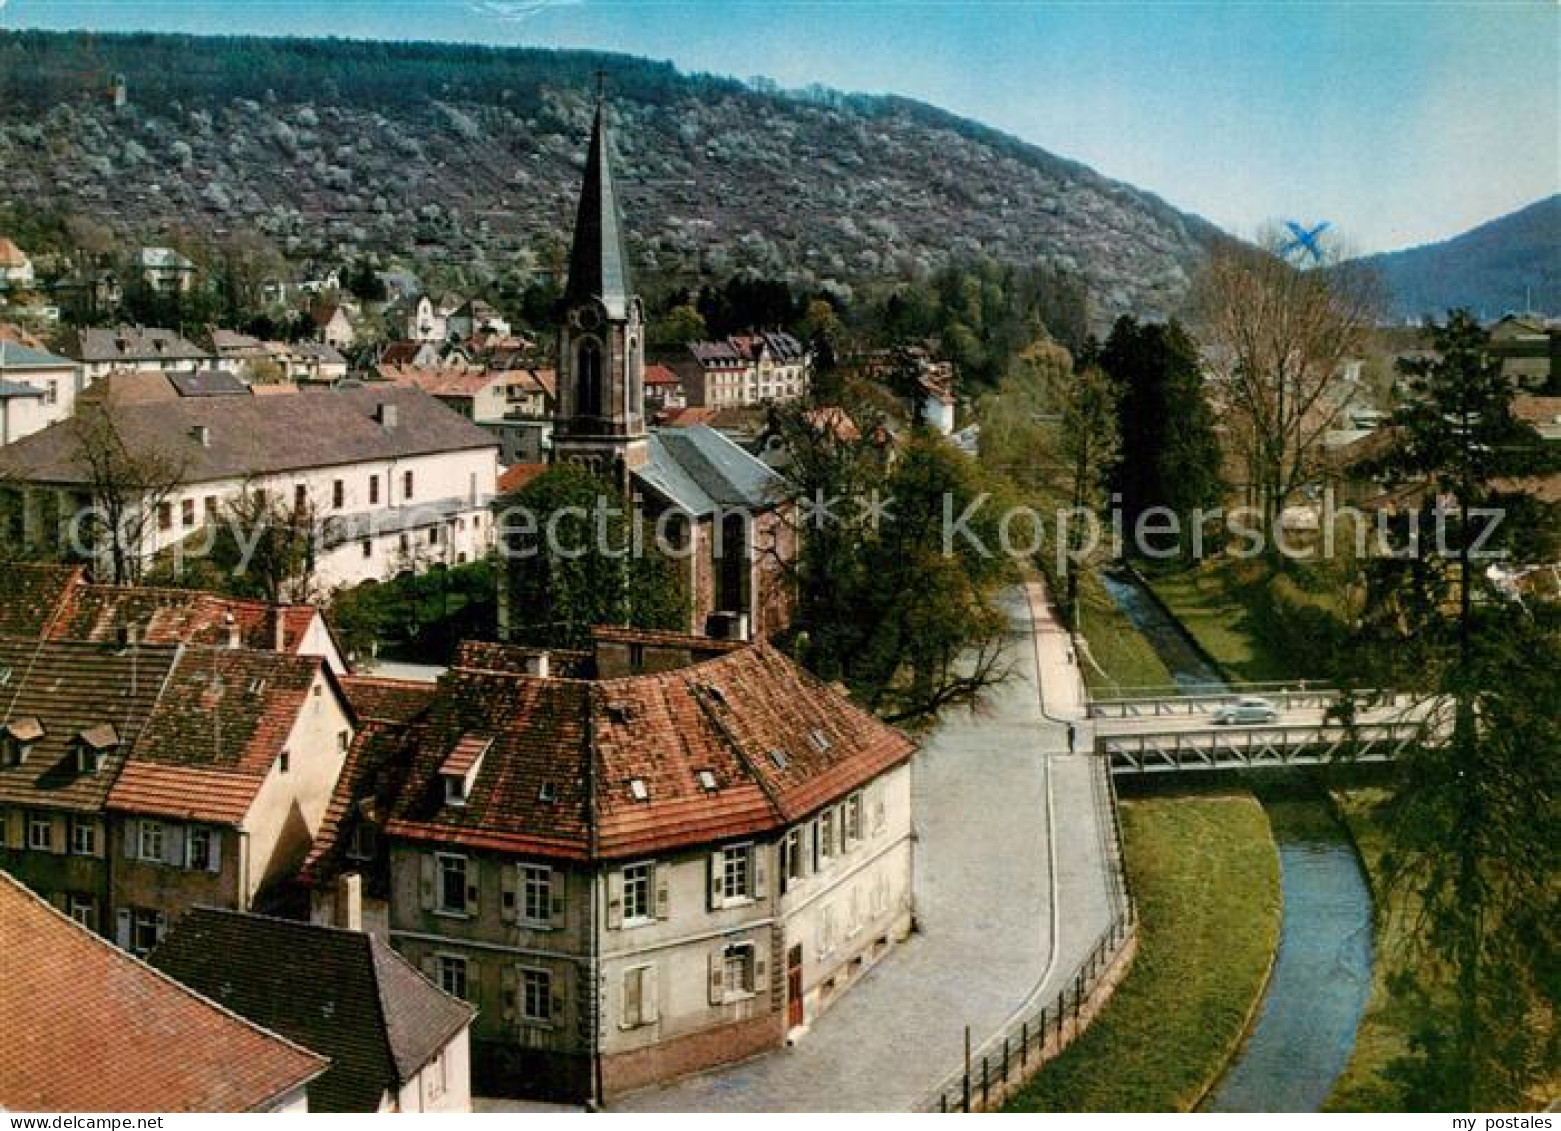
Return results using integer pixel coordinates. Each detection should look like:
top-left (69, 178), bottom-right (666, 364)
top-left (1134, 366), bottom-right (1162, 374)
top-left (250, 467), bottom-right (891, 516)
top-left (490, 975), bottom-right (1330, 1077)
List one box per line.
top-left (605, 869), bottom-right (623, 929)
top-left (501, 965), bottom-right (517, 1024)
top-left (207, 830), bottom-right (222, 874)
top-left (653, 866), bottom-right (670, 920)
top-left (115, 908), bottom-right (131, 949)
top-left (155, 912), bottom-right (168, 945)
top-left (623, 968), bottom-right (642, 1029)
top-left (162, 825), bottom-right (184, 868)
top-left (122, 819), bottom-right (138, 861)
top-left (550, 963), bottom-right (567, 1022)
top-left (752, 846), bottom-right (767, 899)
top-left (500, 864), bottom-right (518, 924)
top-left (642, 964), bottom-right (659, 1024)
top-left (549, 868), bottom-right (566, 924)
top-left (465, 859), bottom-right (481, 916)
top-left (753, 944), bottom-right (766, 988)
top-left (708, 850), bottom-right (725, 911)
top-left (707, 948), bottom-right (725, 1005)
top-left (92, 818), bottom-right (106, 859)
top-left (48, 814), bottom-right (66, 855)
top-left (419, 854), bottom-right (436, 910)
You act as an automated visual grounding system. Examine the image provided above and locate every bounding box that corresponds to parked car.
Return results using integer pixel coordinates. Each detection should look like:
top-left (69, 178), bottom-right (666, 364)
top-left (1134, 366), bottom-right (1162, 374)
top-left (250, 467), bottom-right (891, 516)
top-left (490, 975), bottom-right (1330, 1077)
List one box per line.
top-left (1213, 696), bottom-right (1279, 725)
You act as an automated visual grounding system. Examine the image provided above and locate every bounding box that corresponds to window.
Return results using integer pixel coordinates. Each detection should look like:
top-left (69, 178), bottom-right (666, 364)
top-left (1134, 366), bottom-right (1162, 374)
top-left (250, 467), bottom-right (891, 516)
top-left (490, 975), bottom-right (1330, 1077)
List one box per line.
top-left (428, 525), bottom-right (440, 546)
top-left (277, 750), bottom-right (290, 775)
top-left (845, 793), bottom-right (863, 845)
top-left (621, 862), bottom-right (652, 924)
top-left (783, 827), bottom-right (806, 888)
top-left (346, 821), bottom-right (377, 861)
top-left (722, 944), bottom-right (756, 998)
top-left (443, 773), bottom-right (467, 807)
top-left (332, 479), bottom-right (344, 509)
top-left (721, 843), bottom-right (754, 903)
top-left (181, 498), bottom-right (196, 528)
top-left (338, 730), bottom-right (350, 753)
top-left (137, 820), bottom-right (163, 861)
top-left (44, 380), bottom-right (58, 406)
top-left (186, 828), bottom-right (211, 871)
top-left (204, 495), bottom-right (219, 521)
top-left (438, 853), bottom-right (468, 915)
top-left (293, 483), bottom-right (308, 511)
top-left (819, 810), bottom-right (836, 866)
top-left (131, 908), bottom-right (165, 955)
top-left (369, 474), bottom-right (380, 505)
top-left (437, 954), bottom-right (469, 1000)
top-left (68, 894), bottom-right (94, 931)
top-left (622, 964), bottom-right (656, 1028)
top-left (157, 502), bottom-right (172, 532)
top-left (361, 538), bottom-right (372, 558)
top-left (70, 816), bottom-right (96, 856)
top-left (28, 813), bottom-right (52, 851)
top-left (403, 470), bottom-right (414, 500)
top-left (426, 1049), bottom-right (448, 1103)
top-left (520, 967), bottom-right (552, 1024)
top-left (520, 865), bottom-right (551, 926)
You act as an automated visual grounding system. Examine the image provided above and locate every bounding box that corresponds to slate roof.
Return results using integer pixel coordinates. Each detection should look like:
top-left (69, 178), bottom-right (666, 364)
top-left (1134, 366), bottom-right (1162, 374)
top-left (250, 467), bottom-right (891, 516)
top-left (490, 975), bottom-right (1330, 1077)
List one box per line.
top-left (0, 340), bottom-right (73, 370)
top-left (106, 648), bottom-right (329, 825)
top-left (383, 637), bottom-right (915, 861)
top-left (0, 637), bottom-right (182, 812)
top-left (634, 425), bottom-right (788, 516)
top-left (66, 325), bottom-right (209, 364)
top-left (0, 385), bottom-right (498, 486)
top-left (0, 378), bottom-right (43, 399)
top-left (0, 874), bottom-right (327, 1113)
top-left (150, 909), bottom-right (473, 1113)
top-left (168, 369), bottom-right (249, 398)
top-left (564, 101), bottom-right (634, 319)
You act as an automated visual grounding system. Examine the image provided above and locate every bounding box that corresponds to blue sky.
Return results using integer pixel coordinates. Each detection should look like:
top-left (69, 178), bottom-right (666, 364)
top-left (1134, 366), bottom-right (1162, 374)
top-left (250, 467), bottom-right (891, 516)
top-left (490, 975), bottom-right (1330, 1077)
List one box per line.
top-left (2, 0), bottom-right (1556, 253)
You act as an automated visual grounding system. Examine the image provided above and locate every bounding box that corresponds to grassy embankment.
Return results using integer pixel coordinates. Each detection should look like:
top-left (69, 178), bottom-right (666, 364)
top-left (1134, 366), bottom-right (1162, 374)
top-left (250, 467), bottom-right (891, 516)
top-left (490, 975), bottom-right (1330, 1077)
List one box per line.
top-left (1006, 793), bottom-right (1281, 1112)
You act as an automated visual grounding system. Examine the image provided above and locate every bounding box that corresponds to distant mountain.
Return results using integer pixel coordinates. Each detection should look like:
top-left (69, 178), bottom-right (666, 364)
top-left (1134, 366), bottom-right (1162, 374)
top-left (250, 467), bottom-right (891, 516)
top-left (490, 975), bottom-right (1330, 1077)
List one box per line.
top-left (1355, 196), bottom-right (1561, 322)
top-left (0, 30), bottom-right (1230, 322)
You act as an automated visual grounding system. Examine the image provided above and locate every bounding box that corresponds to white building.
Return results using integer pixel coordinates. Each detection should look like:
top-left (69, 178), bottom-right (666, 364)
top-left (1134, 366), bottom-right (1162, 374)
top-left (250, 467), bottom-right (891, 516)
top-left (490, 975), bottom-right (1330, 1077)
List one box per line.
top-left (0, 386), bottom-right (500, 590)
top-left (62, 325), bottom-right (213, 384)
top-left (0, 341), bottom-right (80, 445)
top-left (0, 238), bottom-right (35, 290)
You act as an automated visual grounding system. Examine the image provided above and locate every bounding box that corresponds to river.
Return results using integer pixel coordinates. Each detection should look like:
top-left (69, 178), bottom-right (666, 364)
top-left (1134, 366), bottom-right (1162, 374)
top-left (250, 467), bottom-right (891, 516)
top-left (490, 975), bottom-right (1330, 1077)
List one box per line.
top-left (1098, 566), bottom-right (1375, 1112)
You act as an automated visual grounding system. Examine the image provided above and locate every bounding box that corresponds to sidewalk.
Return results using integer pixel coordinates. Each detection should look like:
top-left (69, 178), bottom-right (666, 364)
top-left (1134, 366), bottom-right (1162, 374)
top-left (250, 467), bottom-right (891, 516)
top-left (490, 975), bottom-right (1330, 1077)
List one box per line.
top-left (609, 584), bottom-right (1118, 1111)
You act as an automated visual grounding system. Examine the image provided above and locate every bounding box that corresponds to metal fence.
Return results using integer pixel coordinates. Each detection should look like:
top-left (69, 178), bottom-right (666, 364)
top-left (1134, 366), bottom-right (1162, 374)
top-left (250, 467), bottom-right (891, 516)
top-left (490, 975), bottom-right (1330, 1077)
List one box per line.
top-left (920, 757), bottom-right (1138, 1112)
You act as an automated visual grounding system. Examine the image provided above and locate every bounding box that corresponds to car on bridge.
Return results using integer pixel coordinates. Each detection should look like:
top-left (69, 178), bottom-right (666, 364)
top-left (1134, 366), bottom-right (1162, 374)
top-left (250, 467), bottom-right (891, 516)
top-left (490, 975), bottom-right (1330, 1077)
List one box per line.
top-left (1213, 696), bottom-right (1280, 725)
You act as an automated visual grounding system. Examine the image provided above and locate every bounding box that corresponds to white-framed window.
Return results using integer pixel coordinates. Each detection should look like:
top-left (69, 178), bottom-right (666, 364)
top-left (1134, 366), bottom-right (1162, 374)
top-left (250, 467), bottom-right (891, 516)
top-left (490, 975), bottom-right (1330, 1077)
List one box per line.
top-left (28, 813), bottom-right (52, 851)
top-left (721, 843), bottom-right (754, 903)
top-left (186, 828), bottom-right (212, 871)
top-left (845, 792), bottom-right (863, 845)
top-left (622, 963), bottom-right (657, 1029)
top-left (131, 908), bottom-right (165, 955)
top-left (70, 816), bottom-right (96, 856)
top-left (818, 810), bottom-right (836, 866)
top-left (437, 853), bottom-right (468, 915)
top-left (137, 820), bottom-right (163, 862)
top-left (520, 967), bottom-right (552, 1024)
top-left (622, 862), bottom-right (652, 925)
top-left (722, 943), bottom-right (756, 999)
top-left (818, 903), bottom-right (837, 959)
top-left (520, 865), bottom-right (550, 926)
top-left (437, 953), bottom-right (469, 1000)
top-left (68, 894), bottom-right (94, 931)
top-left (426, 1049), bottom-right (448, 1102)
top-left (782, 827), bottom-right (805, 890)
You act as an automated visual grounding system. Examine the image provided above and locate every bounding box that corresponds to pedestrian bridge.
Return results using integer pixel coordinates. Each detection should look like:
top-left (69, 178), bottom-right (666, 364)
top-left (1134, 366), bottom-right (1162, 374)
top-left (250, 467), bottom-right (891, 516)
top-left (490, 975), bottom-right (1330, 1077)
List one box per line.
top-left (1086, 684), bottom-right (1431, 775)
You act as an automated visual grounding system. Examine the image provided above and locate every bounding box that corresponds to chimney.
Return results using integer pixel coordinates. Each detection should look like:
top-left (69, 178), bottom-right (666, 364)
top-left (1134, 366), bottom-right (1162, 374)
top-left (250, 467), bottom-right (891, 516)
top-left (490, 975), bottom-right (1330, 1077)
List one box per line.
top-left (272, 607), bottom-right (288, 654)
top-left (376, 402), bottom-right (398, 429)
top-left (524, 650), bottom-right (550, 679)
top-left (336, 873), bottom-right (363, 932)
top-left (224, 611), bottom-right (240, 650)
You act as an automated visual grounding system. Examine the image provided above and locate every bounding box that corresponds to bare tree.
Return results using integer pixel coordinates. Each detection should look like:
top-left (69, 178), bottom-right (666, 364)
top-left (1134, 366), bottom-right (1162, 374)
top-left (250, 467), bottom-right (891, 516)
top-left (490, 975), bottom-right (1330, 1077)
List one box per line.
top-left (68, 395), bottom-right (188, 584)
top-left (1190, 229), bottom-right (1381, 541)
top-left (214, 484), bottom-right (323, 606)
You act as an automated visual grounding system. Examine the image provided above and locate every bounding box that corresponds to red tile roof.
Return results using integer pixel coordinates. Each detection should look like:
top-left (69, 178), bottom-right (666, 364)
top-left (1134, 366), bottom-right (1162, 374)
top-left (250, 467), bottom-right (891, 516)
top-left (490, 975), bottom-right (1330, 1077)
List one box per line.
top-left (51, 583), bottom-right (324, 655)
top-left (496, 461), bottom-right (549, 495)
top-left (0, 563), bottom-right (84, 639)
top-left (338, 675), bottom-right (435, 725)
top-left (0, 872), bottom-right (327, 1112)
top-left (644, 363), bottom-right (682, 387)
top-left (383, 638), bottom-right (914, 860)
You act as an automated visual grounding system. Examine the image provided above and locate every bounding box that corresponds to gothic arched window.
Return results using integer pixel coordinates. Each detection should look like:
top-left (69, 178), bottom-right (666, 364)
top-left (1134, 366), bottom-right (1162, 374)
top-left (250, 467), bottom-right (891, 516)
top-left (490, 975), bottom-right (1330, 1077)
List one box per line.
top-left (576, 338), bottom-right (603, 418)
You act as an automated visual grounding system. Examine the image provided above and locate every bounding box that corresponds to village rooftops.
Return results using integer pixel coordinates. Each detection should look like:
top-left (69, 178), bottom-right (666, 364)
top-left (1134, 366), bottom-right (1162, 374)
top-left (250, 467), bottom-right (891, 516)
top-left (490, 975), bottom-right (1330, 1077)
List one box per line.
top-left (0, 873), bottom-right (327, 1113)
top-left (0, 385), bottom-right (498, 486)
top-left (151, 908), bottom-right (474, 1113)
top-left (381, 634), bottom-right (915, 861)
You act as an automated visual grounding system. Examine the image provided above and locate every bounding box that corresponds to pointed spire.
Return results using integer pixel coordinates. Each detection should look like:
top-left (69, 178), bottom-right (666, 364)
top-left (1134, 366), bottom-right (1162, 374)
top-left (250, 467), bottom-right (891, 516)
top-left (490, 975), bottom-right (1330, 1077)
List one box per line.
top-left (564, 87), bottom-right (633, 319)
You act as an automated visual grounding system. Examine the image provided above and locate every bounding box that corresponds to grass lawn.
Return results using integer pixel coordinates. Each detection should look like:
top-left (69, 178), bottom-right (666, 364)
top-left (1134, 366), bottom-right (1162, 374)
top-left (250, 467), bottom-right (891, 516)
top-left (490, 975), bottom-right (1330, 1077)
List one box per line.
top-left (1324, 788), bottom-right (1415, 1112)
top-left (1076, 568), bottom-right (1175, 695)
top-left (1006, 793), bottom-right (1282, 1112)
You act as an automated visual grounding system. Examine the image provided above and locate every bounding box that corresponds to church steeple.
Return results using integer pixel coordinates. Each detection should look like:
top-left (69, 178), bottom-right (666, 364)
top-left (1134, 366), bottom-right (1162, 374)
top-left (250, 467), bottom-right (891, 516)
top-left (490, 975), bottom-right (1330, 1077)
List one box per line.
top-left (552, 83), bottom-right (648, 482)
top-left (564, 97), bottom-right (633, 319)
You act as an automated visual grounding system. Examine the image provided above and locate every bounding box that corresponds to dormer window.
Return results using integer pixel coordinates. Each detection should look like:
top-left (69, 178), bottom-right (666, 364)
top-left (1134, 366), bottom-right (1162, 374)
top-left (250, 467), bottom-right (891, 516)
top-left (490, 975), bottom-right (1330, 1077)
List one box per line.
top-left (628, 778), bottom-right (649, 802)
top-left (74, 724), bottom-right (119, 775)
top-left (2, 717), bottom-right (44, 766)
top-left (439, 733), bottom-right (492, 810)
top-left (697, 770), bottom-right (718, 793)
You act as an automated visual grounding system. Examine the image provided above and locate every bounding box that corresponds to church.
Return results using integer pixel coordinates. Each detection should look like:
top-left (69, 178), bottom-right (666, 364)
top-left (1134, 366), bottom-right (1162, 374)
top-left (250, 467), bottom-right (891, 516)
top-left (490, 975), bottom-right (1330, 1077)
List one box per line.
top-left (500, 95), bottom-right (796, 641)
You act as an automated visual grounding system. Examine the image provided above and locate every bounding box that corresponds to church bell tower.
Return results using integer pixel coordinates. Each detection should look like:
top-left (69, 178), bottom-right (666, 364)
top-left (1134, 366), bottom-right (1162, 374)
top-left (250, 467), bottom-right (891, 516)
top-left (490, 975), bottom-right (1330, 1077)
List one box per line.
top-left (552, 89), bottom-right (648, 484)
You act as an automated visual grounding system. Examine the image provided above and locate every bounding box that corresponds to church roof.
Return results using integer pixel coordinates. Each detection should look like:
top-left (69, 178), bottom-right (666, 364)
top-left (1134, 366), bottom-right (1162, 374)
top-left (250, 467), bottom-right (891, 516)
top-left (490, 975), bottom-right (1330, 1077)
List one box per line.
top-left (636, 425), bottom-right (787, 516)
top-left (564, 100), bottom-right (634, 320)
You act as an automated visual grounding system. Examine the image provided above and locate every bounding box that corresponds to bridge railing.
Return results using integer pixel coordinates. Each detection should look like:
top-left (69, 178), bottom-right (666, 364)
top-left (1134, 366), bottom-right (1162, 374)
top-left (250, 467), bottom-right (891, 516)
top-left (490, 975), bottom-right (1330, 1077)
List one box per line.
top-left (1102, 719), bottom-right (1431, 774)
top-left (1087, 686), bottom-right (1398, 719)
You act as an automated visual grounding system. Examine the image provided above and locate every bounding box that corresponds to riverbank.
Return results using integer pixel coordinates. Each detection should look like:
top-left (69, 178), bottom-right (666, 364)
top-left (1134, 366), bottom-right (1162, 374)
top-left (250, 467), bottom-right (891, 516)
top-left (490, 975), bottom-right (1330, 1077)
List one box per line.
top-left (1075, 568), bottom-right (1175, 693)
top-left (1005, 792), bottom-right (1281, 1111)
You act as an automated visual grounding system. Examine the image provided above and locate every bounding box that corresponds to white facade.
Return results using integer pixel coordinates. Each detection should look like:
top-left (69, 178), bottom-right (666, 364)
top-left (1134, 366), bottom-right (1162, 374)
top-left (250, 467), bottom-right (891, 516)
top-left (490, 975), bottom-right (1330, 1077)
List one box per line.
top-left (0, 347), bottom-right (80, 446)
